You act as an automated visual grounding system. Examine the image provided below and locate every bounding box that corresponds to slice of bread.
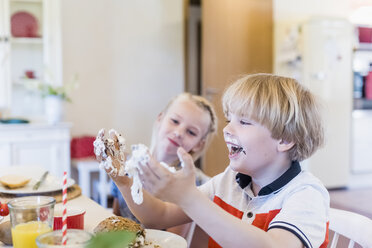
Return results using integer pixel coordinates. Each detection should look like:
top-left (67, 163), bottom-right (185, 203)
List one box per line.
top-left (0, 175), bottom-right (31, 189)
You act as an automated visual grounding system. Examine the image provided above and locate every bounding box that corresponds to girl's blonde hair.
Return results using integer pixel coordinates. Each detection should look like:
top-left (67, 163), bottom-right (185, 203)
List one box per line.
top-left (222, 73), bottom-right (324, 162)
top-left (151, 93), bottom-right (217, 163)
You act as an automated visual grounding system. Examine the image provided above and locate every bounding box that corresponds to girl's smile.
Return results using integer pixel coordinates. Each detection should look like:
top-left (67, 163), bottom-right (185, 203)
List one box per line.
top-left (167, 137), bottom-right (180, 147)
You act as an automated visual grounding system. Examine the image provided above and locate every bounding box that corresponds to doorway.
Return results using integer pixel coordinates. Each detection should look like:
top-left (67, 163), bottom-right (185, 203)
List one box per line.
top-left (186, 0), bottom-right (273, 176)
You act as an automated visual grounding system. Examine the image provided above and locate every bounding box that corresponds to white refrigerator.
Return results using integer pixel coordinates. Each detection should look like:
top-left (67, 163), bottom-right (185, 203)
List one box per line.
top-left (300, 18), bottom-right (353, 188)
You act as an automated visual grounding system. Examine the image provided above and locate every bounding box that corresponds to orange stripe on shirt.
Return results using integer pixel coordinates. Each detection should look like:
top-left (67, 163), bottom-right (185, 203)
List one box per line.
top-left (208, 197), bottom-right (329, 248)
top-left (252, 209), bottom-right (281, 231)
top-left (319, 222), bottom-right (329, 248)
top-left (208, 196), bottom-right (244, 248)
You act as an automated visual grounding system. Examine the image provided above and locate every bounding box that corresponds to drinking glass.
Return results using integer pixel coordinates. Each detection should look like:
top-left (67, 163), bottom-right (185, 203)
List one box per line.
top-left (8, 196), bottom-right (56, 248)
top-left (36, 229), bottom-right (93, 248)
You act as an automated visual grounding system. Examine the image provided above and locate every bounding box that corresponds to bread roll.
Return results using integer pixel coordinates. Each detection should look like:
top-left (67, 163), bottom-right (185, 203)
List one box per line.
top-left (94, 216), bottom-right (145, 247)
top-left (0, 175), bottom-right (31, 189)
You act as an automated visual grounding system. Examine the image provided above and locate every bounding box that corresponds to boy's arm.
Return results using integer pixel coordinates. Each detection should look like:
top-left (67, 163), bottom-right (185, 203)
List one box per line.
top-left (140, 148), bottom-right (304, 248)
top-left (181, 186), bottom-right (303, 248)
top-left (113, 175), bottom-right (191, 229)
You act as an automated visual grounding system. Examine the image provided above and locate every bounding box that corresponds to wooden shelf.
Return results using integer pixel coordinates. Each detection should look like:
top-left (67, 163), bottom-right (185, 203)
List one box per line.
top-left (10, 0), bottom-right (42, 3)
top-left (354, 98), bottom-right (372, 110)
top-left (354, 43), bottom-right (372, 52)
top-left (11, 37), bottom-right (43, 45)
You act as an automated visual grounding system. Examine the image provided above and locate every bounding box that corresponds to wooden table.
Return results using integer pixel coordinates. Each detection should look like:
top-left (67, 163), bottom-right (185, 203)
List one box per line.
top-left (0, 195), bottom-right (113, 247)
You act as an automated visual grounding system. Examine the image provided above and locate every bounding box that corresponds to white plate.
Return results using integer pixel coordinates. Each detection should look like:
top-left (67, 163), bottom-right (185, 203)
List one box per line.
top-left (144, 229), bottom-right (187, 248)
top-left (0, 166), bottom-right (74, 195)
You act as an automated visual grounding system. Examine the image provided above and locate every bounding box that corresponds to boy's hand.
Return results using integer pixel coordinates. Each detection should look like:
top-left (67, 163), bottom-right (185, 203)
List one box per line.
top-left (139, 147), bottom-right (197, 206)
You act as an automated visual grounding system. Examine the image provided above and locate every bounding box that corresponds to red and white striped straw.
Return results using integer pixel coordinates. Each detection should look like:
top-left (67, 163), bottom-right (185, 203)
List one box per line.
top-left (62, 171), bottom-right (68, 245)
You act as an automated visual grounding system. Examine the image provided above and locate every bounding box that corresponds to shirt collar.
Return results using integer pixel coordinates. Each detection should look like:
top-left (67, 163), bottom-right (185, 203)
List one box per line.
top-left (235, 161), bottom-right (301, 196)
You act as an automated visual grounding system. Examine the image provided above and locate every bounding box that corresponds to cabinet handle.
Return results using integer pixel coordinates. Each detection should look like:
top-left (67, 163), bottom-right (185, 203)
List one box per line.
top-left (0, 37), bottom-right (9, 42)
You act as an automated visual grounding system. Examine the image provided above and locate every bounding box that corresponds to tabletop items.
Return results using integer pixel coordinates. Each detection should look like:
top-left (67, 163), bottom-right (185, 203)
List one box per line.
top-left (53, 206), bottom-right (85, 231)
top-left (0, 171), bottom-right (81, 247)
top-left (33, 172), bottom-right (49, 191)
top-left (61, 172), bottom-right (68, 245)
top-left (8, 196), bottom-right (56, 248)
top-left (92, 216), bottom-right (145, 247)
top-left (0, 166), bottom-right (186, 247)
top-left (0, 166), bottom-right (75, 195)
top-left (36, 229), bottom-right (92, 248)
top-left (0, 194), bottom-right (187, 247)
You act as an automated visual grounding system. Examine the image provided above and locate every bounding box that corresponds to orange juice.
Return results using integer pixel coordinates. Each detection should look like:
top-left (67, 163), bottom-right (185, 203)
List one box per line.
top-left (12, 221), bottom-right (52, 248)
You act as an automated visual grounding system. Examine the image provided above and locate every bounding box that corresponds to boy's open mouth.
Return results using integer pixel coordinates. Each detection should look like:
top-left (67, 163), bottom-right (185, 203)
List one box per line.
top-left (227, 143), bottom-right (245, 156)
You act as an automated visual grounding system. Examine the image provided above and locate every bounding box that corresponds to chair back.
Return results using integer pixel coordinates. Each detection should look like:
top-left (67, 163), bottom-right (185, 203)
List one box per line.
top-left (329, 208), bottom-right (372, 248)
top-left (70, 136), bottom-right (96, 159)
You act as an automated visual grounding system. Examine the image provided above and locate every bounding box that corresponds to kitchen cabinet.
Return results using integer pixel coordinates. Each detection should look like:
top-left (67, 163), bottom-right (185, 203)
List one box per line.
top-left (0, 0), bottom-right (62, 120)
top-left (0, 123), bottom-right (71, 177)
top-left (0, 0), bottom-right (11, 109)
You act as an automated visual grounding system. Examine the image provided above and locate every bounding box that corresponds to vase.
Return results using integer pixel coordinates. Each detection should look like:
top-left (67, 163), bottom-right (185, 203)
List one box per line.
top-left (45, 95), bottom-right (63, 124)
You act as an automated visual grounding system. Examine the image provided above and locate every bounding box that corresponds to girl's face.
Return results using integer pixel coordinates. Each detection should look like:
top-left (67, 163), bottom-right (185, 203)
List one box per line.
top-left (154, 97), bottom-right (210, 164)
top-left (223, 112), bottom-right (281, 178)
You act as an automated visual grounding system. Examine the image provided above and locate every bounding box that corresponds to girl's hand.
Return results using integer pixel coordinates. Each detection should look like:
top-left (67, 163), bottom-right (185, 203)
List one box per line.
top-left (139, 147), bottom-right (197, 206)
top-left (93, 129), bottom-right (130, 186)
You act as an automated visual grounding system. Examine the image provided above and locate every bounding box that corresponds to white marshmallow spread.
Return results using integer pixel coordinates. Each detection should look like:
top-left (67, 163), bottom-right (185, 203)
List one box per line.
top-left (94, 129), bottom-right (176, 205)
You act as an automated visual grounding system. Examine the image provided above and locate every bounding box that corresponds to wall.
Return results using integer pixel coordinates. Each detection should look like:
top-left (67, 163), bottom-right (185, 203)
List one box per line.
top-left (61, 0), bottom-right (185, 146)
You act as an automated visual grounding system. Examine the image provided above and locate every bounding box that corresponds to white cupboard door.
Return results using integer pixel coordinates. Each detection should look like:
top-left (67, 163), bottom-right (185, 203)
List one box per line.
top-left (0, 143), bottom-right (11, 166)
top-left (0, 0), bottom-right (11, 109)
top-left (43, 0), bottom-right (63, 86)
top-left (12, 142), bottom-right (59, 175)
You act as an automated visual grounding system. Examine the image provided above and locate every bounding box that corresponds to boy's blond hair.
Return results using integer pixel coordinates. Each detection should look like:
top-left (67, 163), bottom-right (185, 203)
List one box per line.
top-left (151, 93), bottom-right (217, 163)
top-left (222, 73), bottom-right (324, 162)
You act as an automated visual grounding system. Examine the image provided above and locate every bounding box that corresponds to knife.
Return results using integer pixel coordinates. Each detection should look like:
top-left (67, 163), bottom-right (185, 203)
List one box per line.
top-left (33, 171), bottom-right (49, 190)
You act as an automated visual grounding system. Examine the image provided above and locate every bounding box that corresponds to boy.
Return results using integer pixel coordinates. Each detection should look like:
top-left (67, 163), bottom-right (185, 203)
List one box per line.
top-left (111, 73), bottom-right (329, 248)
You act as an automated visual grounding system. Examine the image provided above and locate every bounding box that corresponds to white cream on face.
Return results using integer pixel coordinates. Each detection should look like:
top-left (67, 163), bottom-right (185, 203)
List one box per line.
top-left (225, 136), bottom-right (239, 145)
top-left (224, 135), bottom-right (246, 155)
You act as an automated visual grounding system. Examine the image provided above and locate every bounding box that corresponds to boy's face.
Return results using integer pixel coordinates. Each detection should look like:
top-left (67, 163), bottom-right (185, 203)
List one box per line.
top-left (154, 98), bottom-right (210, 164)
top-left (223, 112), bottom-right (281, 177)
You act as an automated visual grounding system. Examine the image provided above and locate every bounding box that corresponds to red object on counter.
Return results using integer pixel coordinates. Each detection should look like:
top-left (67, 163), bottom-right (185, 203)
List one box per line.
top-left (25, 70), bottom-right (35, 79)
top-left (70, 136), bottom-right (96, 159)
top-left (365, 71), bottom-right (372, 100)
top-left (358, 27), bottom-right (372, 43)
top-left (0, 203), bottom-right (9, 216)
top-left (53, 207), bottom-right (85, 230)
